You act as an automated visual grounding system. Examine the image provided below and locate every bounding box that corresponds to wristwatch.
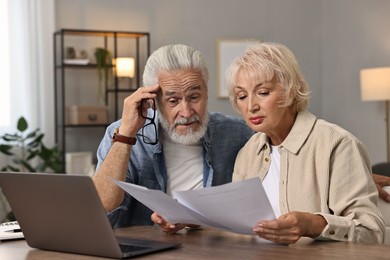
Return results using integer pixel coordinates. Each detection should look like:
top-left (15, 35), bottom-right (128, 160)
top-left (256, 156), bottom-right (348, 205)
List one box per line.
top-left (112, 128), bottom-right (137, 145)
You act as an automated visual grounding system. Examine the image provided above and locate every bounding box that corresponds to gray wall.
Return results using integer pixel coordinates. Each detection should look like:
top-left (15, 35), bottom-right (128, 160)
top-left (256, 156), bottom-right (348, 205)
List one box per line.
top-left (55, 0), bottom-right (390, 164)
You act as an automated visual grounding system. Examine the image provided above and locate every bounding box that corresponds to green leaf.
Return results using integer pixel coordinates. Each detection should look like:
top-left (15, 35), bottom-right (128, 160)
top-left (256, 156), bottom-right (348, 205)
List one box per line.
top-left (20, 160), bottom-right (36, 172)
top-left (39, 145), bottom-right (51, 160)
top-left (27, 133), bottom-right (44, 147)
top-left (7, 165), bottom-right (20, 172)
top-left (17, 117), bottom-right (28, 132)
top-left (2, 133), bottom-right (20, 142)
top-left (26, 150), bottom-right (38, 161)
top-left (0, 144), bottom-right (14, 155)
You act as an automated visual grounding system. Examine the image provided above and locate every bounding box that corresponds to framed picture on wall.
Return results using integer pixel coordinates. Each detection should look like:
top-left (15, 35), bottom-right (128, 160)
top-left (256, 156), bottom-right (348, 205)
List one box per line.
top-left (216, 39), bottom-right (258, 98)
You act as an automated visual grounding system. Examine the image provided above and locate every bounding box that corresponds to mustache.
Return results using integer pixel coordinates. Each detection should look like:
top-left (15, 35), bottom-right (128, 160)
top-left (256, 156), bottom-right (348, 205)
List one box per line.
top-left (174, 115), bottom-right (200, 127)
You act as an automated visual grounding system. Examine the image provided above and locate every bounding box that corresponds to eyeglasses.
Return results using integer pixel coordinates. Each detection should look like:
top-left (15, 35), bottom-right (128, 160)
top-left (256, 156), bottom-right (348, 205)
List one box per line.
top-left (137, 99), bottom-right (159, 145)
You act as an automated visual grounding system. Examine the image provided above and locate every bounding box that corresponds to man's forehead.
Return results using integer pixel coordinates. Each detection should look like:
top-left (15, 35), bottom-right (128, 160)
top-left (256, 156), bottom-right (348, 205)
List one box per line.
top-left (158, 70), bottom-right (206, 95)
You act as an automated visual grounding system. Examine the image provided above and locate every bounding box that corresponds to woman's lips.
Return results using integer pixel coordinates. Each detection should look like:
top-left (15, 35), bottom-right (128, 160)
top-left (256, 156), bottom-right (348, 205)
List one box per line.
top-left (250, 116), bottom-right (264, 125)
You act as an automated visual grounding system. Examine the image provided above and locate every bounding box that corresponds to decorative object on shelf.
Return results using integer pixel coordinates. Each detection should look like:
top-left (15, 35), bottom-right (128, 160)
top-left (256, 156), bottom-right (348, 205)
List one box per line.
top-left (65, 46), bottom-right (76, 59)
top-left (94, 47), bottom-right (113, 104)
top-left (360, 67), bottom-right (390, 161)
top-left (63, 59), bottom-right (90, 65)
top-left (0, 116), bottom-right (64, 173)
top-left (79, 49), bottom-right (88, 59)
top-left (66, 105), bottom-right (108, 125)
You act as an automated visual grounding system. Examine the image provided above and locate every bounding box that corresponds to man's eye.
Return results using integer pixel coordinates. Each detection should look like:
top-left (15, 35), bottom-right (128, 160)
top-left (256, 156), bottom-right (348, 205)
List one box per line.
top-left (168, 99), bottom-right (179, 105)
top-left (190, 95), bottom-right (200, 102)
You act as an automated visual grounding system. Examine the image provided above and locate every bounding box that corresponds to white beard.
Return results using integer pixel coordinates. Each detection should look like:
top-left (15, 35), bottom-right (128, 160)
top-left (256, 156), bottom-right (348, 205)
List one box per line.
top-left (158, 112), bottom-right (209, 145)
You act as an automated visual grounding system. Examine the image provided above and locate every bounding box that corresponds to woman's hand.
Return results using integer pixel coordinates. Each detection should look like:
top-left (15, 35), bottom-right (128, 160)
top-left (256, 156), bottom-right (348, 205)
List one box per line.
top-left (151, 212), bottom-right (200, 235)
top-left (253, 211), bottom-right (327, 244)
top-left (372, 174), bottom-right (390, 202)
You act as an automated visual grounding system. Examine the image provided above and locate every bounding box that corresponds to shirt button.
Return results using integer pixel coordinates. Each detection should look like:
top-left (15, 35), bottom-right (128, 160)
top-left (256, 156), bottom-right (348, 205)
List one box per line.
top-left (329, 230), bottom-right (335, 235)
top-left (265, 158), bottom-right (269, 162)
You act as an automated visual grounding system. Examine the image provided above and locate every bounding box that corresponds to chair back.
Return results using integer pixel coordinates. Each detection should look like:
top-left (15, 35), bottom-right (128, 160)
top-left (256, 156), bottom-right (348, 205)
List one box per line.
top-left (372, 162), bottom-right (390, 177)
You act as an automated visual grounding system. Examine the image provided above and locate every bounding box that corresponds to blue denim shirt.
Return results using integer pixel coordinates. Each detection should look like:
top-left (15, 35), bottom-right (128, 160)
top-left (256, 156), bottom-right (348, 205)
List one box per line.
top-left (95, 111), bottom-right (254, 228)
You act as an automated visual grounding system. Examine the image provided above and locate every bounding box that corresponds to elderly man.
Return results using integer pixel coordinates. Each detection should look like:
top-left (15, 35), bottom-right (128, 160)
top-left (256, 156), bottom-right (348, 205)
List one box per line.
top-left (92, 44), bottom-right (254, 228)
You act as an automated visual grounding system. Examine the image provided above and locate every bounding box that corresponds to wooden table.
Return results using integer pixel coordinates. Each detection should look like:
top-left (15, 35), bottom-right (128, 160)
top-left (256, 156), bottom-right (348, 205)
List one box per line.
top-left (1, 226), bottom-right (389, 259)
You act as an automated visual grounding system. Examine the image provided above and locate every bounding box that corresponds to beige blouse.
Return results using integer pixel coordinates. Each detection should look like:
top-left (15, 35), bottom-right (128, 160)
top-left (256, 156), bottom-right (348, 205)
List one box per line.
top-left (233, 110), bottom-right (385, 243)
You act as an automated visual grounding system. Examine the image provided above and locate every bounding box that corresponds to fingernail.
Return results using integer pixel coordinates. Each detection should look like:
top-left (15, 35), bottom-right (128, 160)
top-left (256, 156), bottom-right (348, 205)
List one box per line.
top-left (169, 224), bottom-right (175, 229)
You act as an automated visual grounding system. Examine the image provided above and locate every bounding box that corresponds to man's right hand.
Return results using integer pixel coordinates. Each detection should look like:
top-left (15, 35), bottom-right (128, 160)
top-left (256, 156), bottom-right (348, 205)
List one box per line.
top-left (151, 212), bottom-right (187, 234)
top-left (119, 84), bottom-right (160, 137)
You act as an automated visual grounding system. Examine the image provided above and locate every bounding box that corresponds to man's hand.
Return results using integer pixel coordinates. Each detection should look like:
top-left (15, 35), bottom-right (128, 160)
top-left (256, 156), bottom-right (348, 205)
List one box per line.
top-left (151, 212), bottom-right (200, 235)
top-left (253, 211), bottom-right (327, 244)
top-left (372, 174), bottom-right (390, 203)
top-left (119, 84), bottom-right (159, 137)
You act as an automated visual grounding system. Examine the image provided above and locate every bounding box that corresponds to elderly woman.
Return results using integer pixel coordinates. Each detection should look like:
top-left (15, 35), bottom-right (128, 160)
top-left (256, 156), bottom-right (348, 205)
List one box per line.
top-left (225, 42), bottom-right (385, 244)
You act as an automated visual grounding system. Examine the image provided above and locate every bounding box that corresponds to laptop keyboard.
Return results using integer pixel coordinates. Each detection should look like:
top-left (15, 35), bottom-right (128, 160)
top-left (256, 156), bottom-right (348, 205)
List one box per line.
top-left (119, 243), bottom-right (152, 253)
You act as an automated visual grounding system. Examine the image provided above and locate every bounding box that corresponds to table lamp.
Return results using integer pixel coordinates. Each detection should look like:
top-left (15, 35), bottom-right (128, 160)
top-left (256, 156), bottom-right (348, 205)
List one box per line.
top-left (360, 67), bottom-right (390, 161)
top-left (114, 57), bottom-right (135, 89)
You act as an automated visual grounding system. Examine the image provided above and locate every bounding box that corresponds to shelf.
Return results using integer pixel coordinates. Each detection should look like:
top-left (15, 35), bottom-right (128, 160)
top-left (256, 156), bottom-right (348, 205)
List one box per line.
top-left (54, 28), bottom-right (150, 172)
top-left (56, 28), bottom-right (149, 39)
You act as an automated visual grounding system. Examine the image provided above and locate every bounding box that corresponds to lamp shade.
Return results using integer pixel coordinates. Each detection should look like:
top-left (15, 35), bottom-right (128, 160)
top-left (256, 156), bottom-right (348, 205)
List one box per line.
top-left (360, 67), bottom-right (390, 101)
top-left (115, 57), bottom-right (135, 78)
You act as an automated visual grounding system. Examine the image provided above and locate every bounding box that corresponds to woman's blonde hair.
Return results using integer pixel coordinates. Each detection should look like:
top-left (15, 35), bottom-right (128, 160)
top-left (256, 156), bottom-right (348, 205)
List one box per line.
top-left (225, 42), bottom-right (310, 113)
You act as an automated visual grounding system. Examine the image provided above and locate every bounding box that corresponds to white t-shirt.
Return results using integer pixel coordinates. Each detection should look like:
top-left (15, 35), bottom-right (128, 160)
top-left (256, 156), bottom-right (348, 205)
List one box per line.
top-left (162, 132), bottom-right (203, 199)
top-left (262, 145), bottom-right (282, 218)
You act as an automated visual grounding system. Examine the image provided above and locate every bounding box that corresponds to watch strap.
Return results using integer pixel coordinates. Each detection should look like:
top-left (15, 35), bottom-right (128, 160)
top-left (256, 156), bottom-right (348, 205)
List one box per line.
top-left (112, 128), bottom-right (137, 145)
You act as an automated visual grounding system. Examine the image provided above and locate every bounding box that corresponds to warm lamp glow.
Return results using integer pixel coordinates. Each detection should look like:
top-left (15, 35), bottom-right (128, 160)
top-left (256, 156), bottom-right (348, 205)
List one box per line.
top-left (115, 57), bottom-right (135, 78)
top-left (360, 66), bottom-right (390, 161)
top-left (360, 67), bottom-right (390, 101)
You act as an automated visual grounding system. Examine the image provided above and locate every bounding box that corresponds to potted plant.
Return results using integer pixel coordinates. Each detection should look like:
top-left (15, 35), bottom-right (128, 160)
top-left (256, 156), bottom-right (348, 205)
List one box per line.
top-left (0, 116), bottom-right (63, 173)
top-left (94, 47), bottom-right (112, 104)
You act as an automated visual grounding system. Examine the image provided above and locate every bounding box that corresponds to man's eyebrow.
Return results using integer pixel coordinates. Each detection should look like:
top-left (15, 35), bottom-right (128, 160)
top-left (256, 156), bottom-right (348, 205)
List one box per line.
top-left (163, 85), bottom-right (201, 97)
top-left (185, 85), bottom-right (201, 92)
top-left (164, 90), bottom-right (177, 96)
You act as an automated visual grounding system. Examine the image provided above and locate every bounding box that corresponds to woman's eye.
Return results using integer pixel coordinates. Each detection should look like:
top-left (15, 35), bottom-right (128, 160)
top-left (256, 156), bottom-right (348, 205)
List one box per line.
top-left (259, 91), bottom-right (269, 96)
top-left (237, 95), bottom-right (247, 100)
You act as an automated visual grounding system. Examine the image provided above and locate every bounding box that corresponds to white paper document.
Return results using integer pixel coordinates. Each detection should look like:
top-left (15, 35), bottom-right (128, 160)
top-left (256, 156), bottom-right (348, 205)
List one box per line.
top-left (114, 178), bottom-right (275, 235)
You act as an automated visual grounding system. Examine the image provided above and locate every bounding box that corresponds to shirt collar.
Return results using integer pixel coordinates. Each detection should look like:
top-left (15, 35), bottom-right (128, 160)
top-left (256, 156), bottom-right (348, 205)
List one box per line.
top-left (255, 110), bottom-right (317, 155)
top-left (281, 110), bottom-right (317, 154)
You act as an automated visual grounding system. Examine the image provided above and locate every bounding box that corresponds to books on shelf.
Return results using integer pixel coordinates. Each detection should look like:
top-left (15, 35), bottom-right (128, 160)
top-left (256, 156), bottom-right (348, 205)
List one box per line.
top-left (63, 59), bottom-right (90, 65)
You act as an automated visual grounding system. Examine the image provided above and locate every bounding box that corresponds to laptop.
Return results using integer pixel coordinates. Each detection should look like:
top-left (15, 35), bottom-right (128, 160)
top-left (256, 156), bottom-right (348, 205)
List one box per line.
top-left (0, 172), bottom-right (181, 258)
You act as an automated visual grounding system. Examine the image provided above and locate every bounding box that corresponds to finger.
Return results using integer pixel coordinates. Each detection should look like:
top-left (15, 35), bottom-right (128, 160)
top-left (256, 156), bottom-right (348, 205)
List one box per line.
top-left (151, 212), bottom-right (164, 224)
top-left (136, 84), bottom-right (160, 98)
top-left (258, 232), bottom-right (300, 244)
top-left (377, 184), bottom-right (390, 202)
top-left (254, 219), bottom-right (284, 230)
top-left (162, 223), bottom-right (186, 235)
